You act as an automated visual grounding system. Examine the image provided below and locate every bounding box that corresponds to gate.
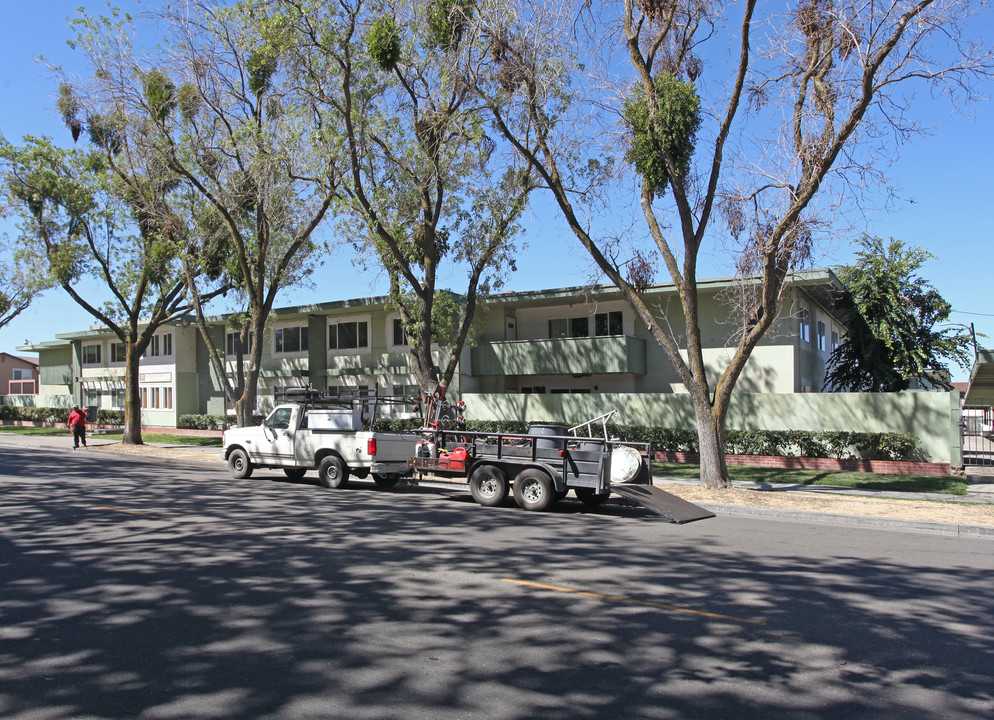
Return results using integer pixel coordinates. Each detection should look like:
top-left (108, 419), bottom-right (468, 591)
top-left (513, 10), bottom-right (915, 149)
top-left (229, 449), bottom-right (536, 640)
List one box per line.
top-left (961, 405), bottom-right (994, 468)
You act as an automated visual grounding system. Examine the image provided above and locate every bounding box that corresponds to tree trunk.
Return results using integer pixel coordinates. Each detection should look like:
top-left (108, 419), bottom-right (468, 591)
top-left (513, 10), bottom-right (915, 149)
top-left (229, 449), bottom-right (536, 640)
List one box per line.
top-left (694, 400), bottom-right (731, 489)
top-left (122, 343), bottom-right (143, 445)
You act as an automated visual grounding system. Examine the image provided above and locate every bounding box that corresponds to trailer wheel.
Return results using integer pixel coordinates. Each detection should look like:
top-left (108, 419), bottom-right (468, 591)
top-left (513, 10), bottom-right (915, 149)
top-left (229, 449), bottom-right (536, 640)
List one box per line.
top-left (575, 487), bottom-right (610, 506)
top-left (227, 449), bottom-right (253, 479)
top-left (470, 465), bottom-right (508, 507)
top-left (513, 469), bottom-right (555, 512)
top-left (283, 468), bottom-right (307, 481)
top-left (317, 456), bottom-right (349, 489)
top-left (372, 473), bottom-right (400, 489)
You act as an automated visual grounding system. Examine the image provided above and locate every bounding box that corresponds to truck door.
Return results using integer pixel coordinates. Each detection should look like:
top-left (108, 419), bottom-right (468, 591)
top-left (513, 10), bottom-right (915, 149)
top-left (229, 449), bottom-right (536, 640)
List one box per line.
top-left (261, 406), bottom-right (295, 463)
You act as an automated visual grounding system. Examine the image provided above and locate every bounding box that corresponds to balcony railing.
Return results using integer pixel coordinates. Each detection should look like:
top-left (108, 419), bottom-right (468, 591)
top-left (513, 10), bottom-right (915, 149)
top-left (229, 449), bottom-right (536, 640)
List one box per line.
top-left (469, 335), bottom-right (647, 377)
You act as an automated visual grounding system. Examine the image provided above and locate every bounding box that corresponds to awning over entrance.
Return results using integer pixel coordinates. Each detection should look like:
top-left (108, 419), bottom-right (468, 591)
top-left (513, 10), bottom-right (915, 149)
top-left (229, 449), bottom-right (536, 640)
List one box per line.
top-left (965, 350), bottom-right (994, 406)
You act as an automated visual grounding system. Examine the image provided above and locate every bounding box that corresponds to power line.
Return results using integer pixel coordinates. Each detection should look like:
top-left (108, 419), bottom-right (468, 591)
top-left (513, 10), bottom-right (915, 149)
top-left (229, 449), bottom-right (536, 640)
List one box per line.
top-left (952, 310), bottom-right (994, 318)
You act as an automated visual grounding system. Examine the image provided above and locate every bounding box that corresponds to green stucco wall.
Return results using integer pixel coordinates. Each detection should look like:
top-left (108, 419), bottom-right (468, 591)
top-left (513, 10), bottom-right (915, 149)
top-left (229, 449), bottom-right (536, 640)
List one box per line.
top-left (462, 391), bottom-right (958, 464)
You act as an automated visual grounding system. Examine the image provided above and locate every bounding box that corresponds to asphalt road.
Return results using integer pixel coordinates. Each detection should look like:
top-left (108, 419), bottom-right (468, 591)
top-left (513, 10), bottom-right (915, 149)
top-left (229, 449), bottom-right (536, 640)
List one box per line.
top-left (1, 446), bottom-right (992, 719)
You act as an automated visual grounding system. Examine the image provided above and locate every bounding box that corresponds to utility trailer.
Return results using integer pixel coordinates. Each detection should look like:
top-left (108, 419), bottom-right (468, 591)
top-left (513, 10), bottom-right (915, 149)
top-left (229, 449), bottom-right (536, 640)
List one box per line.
top-left (409, 413), bottom-right (715, 522)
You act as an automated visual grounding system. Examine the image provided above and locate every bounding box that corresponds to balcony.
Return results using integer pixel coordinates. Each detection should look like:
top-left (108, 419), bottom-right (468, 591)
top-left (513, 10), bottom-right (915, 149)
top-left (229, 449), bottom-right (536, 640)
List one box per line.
top-left (470, 336), bottom-right (647, 377)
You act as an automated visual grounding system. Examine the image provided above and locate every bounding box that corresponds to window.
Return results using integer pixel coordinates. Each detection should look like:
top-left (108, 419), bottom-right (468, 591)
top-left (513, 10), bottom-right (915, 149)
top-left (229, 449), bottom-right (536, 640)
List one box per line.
top-left (817, 321), bottom-right (827, 351)
top-left (12, 368), bottom-right (31, 380)
top-left (85, 389), bottom-right (100, 406)
top-left (226, 332), bottom-right (253, 356)
top-left (111, 389), bottom-right (126, 409)
top-left (799, 308), bottom-right (811, 344)
top-left (328, 384), bottom-right (369, 398)
top-left (329, 321), bottom-right (368, 350)
top-left (152, 387), bottom-right (160, 409)
top-left (275, 326), bottom-right (308, 353)
top-left (162, 333), bottom-right (172, 356)
top-left (549, 317), bottom-right (589, 339)
top-left (140, 387), bottom-right (148, 409)
top-left (521, 386), bottom-right (546, 394)
top-left (148, 335), bottom-right (159, 357)
top-left (266, 407), bottom-right (293, 430)
top-left (163, 387), bottom-right (173, 409)
top-left (595, 311), bottom-right (624, 336)
top-left (392, 384), bottom-right (419, 397)
top-left (831, 331), bottom-right (840, 351)
top-left (82, 344), bottom-right (101, 364)
top-left (111, 343), bottom-right (126, 363)
top-left (392, 318), bottom-right (408, 346)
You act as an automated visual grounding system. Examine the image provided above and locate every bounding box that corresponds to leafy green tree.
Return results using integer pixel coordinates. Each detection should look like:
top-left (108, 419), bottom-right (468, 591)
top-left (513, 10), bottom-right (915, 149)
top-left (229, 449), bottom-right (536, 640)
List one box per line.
top-left (826, 236), bottom-right (973, 392)
top-left (0, 135), bottom-right (201, 443)
top-left (0, 220), bottom-right (49, 332)
top-left (57, 3), bottom-right (342, 427)
top-left (272, 0), bottom-right (537, 420)
top-left (475, 0), bottom-right (993, 488)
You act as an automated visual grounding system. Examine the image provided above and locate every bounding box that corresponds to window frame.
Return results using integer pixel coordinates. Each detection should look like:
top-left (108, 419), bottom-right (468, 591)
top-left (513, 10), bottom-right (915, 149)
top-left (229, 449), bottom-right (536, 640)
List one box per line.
top-left (275, 325), bottom-right (309, 354)
top-left (82, 344), bottom-right (102, 365)
top-left (328, 319), bottom-right (369, 351)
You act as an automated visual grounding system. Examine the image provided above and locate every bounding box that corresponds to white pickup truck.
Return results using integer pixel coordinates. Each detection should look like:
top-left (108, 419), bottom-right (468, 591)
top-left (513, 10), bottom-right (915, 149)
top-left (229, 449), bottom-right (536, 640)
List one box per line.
top-left (222, 393), bottom-right (420, 489)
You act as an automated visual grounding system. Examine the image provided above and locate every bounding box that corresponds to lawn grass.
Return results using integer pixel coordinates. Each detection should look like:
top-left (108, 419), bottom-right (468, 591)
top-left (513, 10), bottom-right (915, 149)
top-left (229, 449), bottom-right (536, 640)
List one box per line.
top-left (0, 425), bottom-right (222, 447)
top-left (652, 461), bottom-right (968, 496)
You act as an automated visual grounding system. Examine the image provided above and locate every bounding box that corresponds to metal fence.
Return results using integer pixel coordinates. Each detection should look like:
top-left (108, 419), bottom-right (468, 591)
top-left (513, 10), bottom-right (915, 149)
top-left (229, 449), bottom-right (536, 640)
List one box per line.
top-left (961, 405), bottom-right (994, 468)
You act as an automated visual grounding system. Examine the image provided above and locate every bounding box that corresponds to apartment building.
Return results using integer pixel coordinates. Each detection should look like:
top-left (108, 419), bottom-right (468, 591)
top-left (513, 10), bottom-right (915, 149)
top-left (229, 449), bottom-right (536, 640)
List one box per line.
top-left (16, 269), bottom-right (849, 427)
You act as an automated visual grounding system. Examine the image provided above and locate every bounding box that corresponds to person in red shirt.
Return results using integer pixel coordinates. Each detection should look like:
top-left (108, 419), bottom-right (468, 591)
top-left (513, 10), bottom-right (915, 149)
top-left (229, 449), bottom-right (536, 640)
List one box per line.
top-left (67, 404), bottom-right (87, 449)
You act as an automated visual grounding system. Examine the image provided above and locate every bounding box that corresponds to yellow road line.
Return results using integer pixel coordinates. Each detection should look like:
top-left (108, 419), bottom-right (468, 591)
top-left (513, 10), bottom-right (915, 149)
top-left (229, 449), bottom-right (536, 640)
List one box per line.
top-left (502, 578), bottom-right (766, 626)
top-left (85, 504), bottom-right (172, 521)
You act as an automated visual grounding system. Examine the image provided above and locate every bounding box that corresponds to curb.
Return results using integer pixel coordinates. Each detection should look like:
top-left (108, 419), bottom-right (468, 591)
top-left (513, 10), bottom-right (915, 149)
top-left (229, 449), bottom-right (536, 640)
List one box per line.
top-left (696, 502), bottom-right (994, 539)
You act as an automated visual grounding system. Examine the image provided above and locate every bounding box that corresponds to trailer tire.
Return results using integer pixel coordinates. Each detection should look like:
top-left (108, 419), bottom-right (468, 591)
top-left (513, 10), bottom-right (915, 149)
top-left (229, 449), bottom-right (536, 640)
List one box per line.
top-left (372, 473), bottom-right (400, 489)
top-left (227, 449), bottom-right (253, 479)
top-left (317, 456), bottom-right (349, 489)
top-left (283, 468), bottom-right (307, 480)
top-left (575, 487), bottom-right (610, 506)
top-left (513, 469), bottom-right (555, 512)
top-left (470, 465), bottom-right (509, 507)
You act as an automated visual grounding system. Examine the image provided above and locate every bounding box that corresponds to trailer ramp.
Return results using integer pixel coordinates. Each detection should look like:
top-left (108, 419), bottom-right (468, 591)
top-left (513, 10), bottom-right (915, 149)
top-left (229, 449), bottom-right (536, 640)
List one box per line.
top-left (611, 484), bottom-right (716, 524)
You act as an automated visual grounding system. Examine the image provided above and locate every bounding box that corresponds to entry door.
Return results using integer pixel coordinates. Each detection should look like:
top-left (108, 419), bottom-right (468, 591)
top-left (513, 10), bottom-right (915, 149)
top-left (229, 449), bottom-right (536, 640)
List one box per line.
top-left (505, 316), bottom-right (517, 341)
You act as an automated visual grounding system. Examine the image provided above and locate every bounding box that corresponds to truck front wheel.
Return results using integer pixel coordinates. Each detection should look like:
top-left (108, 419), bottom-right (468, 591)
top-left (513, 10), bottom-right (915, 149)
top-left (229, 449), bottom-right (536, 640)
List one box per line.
top-left (470, 465), bottom-right (508, 507)
top-left (513, 469), bottom-right (555, 512)
top-left (317, 456), bottom-right (349, 489)
top-left (227, 449), bottom-right (253, 479)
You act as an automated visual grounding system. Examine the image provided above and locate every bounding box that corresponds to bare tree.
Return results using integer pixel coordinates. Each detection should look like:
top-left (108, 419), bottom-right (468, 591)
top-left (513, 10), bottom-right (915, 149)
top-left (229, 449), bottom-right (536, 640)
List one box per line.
top-left (273, 0), bottom-right (537, 421)
top-left (474, 0), bottom-right (993, 487)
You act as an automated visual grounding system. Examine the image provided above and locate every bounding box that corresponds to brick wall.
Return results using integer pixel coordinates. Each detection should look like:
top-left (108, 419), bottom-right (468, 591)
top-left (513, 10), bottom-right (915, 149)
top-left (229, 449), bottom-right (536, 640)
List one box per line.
top-left (654, 451), bottom-right (951, 476)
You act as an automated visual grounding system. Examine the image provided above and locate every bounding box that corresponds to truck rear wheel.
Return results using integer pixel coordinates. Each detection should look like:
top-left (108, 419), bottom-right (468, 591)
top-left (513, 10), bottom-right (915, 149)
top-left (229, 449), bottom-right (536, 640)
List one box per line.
top-left (513, 469), bottom-right (555, 512)
top-left (227, 449), bottom-right (253, 479)
top-left (470, 465), bottom-right (508, 507)
top-left (318, 456), bottom-right (349, 489)
top-left (575, 487), bottom-right (610, 506)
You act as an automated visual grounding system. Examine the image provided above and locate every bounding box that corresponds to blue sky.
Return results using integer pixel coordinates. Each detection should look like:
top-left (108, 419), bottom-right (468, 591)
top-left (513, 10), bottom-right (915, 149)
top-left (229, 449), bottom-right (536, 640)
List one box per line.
top-left (1, 1), bottom-right (992, 382)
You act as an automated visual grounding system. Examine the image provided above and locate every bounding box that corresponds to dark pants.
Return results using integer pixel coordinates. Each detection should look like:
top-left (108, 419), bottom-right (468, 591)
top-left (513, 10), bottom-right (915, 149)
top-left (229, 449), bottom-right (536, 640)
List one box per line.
top-left (72, 425), bottom-right (87, 448)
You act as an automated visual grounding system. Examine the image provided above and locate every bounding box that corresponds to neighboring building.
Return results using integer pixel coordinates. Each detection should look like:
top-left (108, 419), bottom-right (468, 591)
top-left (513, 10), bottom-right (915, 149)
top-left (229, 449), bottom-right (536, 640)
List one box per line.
top-left (16, 269), bottom-right (850, 428)
top-left (0, 353), bottom-right (39, 396)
